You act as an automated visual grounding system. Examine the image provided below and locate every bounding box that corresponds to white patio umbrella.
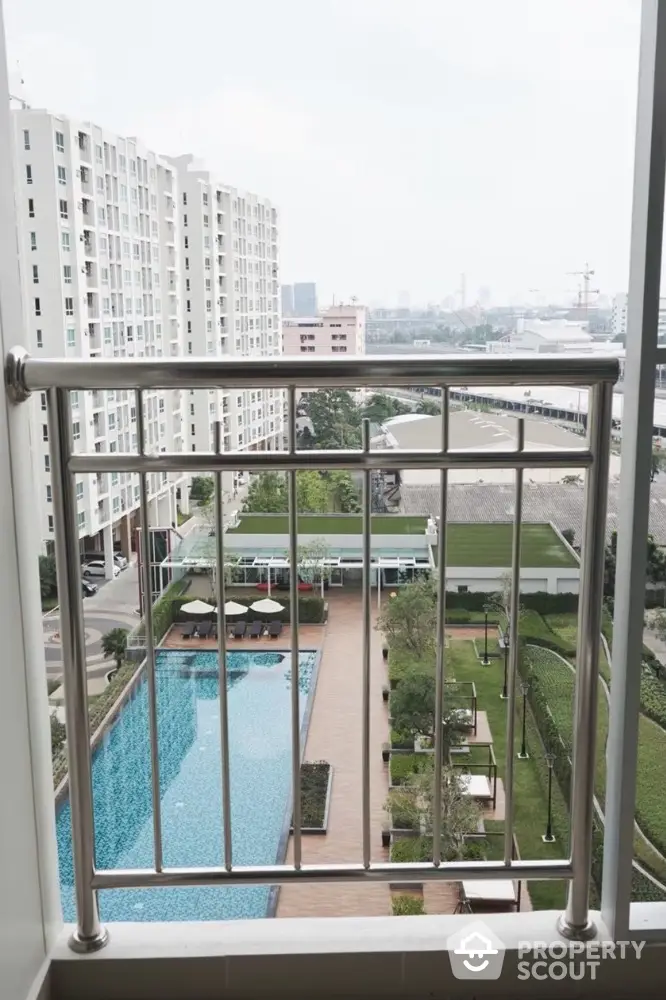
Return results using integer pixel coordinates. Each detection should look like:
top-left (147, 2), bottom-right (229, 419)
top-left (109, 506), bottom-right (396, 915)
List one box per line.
top-left (180, 599), bottom-right (215, 615)
top-left (222, 600), bottom-right (248, 616)
top-left (250, 597), bottom-right (285, 615)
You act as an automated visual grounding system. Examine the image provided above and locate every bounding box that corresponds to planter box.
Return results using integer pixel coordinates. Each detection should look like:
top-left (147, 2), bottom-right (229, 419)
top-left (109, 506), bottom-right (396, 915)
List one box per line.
top-left (290, 762), bottom-right (333, 835)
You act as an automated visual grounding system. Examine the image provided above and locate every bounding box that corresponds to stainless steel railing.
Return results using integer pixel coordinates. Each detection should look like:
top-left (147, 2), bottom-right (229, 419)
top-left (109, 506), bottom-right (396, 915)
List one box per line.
top-left (5, 349), bottom-right (617, 952)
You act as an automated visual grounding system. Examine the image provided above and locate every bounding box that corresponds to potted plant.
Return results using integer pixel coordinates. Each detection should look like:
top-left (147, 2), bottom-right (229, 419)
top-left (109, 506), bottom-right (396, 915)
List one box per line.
top-left (382, 742), bottom-right (390, 763)
top-left (382, 684), bottom-right (390, 703)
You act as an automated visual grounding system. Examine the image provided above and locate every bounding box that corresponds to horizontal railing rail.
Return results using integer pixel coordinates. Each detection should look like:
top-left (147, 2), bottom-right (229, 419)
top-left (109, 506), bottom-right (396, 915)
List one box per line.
top-left (4, 349), bottom-right (617, 952)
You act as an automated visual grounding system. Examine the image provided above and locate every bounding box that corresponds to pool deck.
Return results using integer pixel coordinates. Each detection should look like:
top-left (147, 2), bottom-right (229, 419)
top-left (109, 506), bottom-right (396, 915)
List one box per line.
top-left (162, 623), bottom-right (324, 651)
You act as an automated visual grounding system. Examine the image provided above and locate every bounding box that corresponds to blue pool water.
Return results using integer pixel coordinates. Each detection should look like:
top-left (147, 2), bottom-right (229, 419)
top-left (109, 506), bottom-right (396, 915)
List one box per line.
top-left (56, 648), bottom-right (317, 922)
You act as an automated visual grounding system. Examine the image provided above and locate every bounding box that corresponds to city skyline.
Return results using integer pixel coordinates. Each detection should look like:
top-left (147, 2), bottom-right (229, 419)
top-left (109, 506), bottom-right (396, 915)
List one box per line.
top-left (4, 0), bottom-right (642, 306)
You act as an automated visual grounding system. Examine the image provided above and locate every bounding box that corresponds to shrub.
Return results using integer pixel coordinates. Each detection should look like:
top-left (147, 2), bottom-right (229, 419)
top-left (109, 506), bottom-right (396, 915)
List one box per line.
top-left (170, 593), bottom-right (325, 626)
top-left (461, 840), bottom-right (487, 861)
top-left (390, 729), bottom-right (414, 751)
top-left (391, 894), bottom-right (425, 915)
top-left (390, 837), bottom-right (432, 863)
top-left (445, 610), bottom-right (471, 624)
top-left (387, 648), bottom-right (433, 685)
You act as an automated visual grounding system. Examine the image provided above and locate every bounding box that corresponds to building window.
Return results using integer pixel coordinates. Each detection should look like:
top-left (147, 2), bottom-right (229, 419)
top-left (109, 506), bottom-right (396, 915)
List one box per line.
top-left (34, 297), bottom-right (41, 316)
top-left (77, 511), bottom-right (86, 530)
top-left (95, 144), bottom-right (102, 162)
top-left (184, 236), bottom-right (189, 249)
top-left (30, 231), bottom-right (37, 250)
top-left (28, 198), bottom-right (35, 218)
top-left (57, 165), bottom-right (66, 185)
top-left (32, 265), bottom-right (39, 284)
top-left (76, 482), bottom-right (84, 501)
top-left (63, 264), bottom-right (72, 283)
top-left (36, 329), bottom-right (43, 348)
top-left (55, 130), bottom-right (65, 152)
top-left (61, 231), bottom-right (70, 251)
top-left (59, 199), bottom-right (68, 219)
top-left (44, 455), bottom-right (50, 472)
top-left (46, 485), bottom-right (52, 503)
top-left (72, 422), bottom-right (81, 441)
top-left (67, 328), bottom-right (76, 347)
top-left (23, 129), bottom-right (30, 150)
top-left (48, 515), bottom-right (54, 532)
top-left (42, 424), bottom-right (48, 442)
top-left (65, 297), bottom-right (74, 316)
top-left (203, 214), bottom-right (209, 227)
top-left (26, 164), bottom-right (32, 184)
top-left (183, 214), bottom-right (188, 227)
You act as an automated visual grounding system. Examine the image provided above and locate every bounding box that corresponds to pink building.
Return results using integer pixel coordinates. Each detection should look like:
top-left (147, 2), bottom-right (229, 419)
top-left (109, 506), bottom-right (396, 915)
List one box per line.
top-left (282, 304), bottom-right (366, 357)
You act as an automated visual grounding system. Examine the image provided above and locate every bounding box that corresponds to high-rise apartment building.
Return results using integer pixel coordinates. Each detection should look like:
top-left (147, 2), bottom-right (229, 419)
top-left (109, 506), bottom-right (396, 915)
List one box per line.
top-left (283, 304), bottom-right (366, 357)
top-left (169, 155), bottom-right (283, 494)
top-left (281, 283), bottom-right (294, 317)
top-left (612, 292), bottom-right (666, 340)
top-left (293, 281), bottom-right (317, 316)
top-left (12, 108), bottom-right (187, 565)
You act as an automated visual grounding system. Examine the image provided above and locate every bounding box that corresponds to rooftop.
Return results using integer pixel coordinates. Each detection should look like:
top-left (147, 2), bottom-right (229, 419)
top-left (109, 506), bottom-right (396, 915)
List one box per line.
top-left (226, 514), bottom-right (429, 535)
top-left (434, 522), bottom-right (577, 568)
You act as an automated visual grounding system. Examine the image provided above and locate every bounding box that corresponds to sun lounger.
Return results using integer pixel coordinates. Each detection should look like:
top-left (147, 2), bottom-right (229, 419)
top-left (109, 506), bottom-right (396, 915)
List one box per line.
top-left (197, 621), bottom-right (212, 638)
top-left (180, 623), bottom-right (196, 638)
top-left (248, 620), bottom-right (264, 638)
top-left (267, 620), bottom-right (283, 638)
top-left (232, 621), bottom-right (247, 639)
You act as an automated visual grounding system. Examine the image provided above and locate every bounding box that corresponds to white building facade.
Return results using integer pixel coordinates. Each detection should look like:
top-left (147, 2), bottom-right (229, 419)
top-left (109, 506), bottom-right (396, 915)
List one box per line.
top-left (169, 155), bottom-right (283, 496)
top-left (12, 109), bottom-right (187, 567)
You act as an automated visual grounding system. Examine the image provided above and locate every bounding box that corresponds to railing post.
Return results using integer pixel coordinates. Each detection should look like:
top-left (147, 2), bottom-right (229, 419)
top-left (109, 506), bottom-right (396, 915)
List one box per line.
top-left (48, 387), bottom-right (108, 952)
top-left (558, 380), bottom-right (613, 940)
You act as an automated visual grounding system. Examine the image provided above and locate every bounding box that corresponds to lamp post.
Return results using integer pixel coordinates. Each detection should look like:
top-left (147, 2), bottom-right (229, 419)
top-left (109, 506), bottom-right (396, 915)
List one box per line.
top-left (517, 680), bottom-right (530, 759)
top-left (501, 636), bottom-right (509, 699)
top-left (542, 751), bottom-right (556, 842)
top-left (482, 608), bottom-right (490, 665)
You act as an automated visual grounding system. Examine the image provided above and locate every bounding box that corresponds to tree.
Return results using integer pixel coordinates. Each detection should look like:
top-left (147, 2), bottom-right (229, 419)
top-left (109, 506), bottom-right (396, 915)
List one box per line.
top-left (561, 527), bottom-right (576, 547)
top-left (605, 529), bottom-right (666, 595)
top-left (303, 389), bottom-right (361, 449)
top-left (390, 669), bottom-right (468, 752)
top-left (361, 392), bottom-right (410, 424)
top-left (327, 470), bottom-right (361, 513)
top-left (296, 470), bottom-right (330, 513)
top-left (296, 424), bottom-right (317, 450)
top-left (243, 472), bottom-right (288, 513)
top-left (294, 537), bottom-right (332, 597)
top-left (416, 397), bottom-right (441, 416)
top-left (39, 554), bottom-right (58, 601)
top-left (50, 713), bottom-right (66, 758)
top-left (651, 449), bottom-right (666, 482)
top-left (386, 761), bottom-right (480, 860)
top-left (561, 475), bottom-right (583, 486)
top-left (101, 627), bottom-right (128, 671)
top-left (376, 579), bottom-right (437, 659)
top-left (189, 475), bottom-right (214, 505)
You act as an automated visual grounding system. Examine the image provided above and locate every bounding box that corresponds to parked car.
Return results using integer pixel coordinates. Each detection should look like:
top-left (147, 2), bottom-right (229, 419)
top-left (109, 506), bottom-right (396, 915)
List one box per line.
top-left (81, 552), bottom-right (128, 571)
top-left (113, 553), bottom-right (128, 570)
top-left (81, 560), bottom-right (120, 579)
top-left (82, 579), bottom-right (98, 597)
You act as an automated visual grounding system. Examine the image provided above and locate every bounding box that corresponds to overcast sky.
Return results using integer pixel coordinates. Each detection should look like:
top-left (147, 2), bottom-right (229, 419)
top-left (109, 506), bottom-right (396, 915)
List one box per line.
top-left (4, 0), bottom-right (642, 308)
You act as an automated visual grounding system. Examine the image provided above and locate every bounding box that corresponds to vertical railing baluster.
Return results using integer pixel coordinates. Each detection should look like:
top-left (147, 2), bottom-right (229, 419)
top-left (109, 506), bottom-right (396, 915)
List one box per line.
top-left (136, 389), bottom-right (164, 872)
top-left (560, 381), bottom-right (613, 939)
top-left (432, 387), bottom-right (449, 866)
top-left (504, 417), bottom-right (524, 866)
top-left (287, 386), bottom-right (302, 867)
top-left (362, 417), bottom-right (372, 868)
top-left (48, 388), bottom-right (107, 952)
top-left (214, 421), bottom-right (233, 870)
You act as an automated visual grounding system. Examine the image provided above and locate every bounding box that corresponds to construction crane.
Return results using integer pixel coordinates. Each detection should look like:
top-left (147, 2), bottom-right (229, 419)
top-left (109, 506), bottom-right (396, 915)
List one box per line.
top-left (566, 262), bottom-right (600, 312)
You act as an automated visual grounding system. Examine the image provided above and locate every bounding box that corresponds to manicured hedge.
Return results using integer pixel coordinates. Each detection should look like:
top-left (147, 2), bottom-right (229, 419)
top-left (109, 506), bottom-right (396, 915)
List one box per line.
top-left (390, 837), bottom-right (432, 863)
top-left (443, 590), bottom-right (579, 615)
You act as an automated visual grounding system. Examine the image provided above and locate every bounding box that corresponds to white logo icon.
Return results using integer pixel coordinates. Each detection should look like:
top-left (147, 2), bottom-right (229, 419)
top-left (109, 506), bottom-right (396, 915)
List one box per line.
top-left (454, 931), bottom-right (498, 973)
top-left (447, 920), bottom-right (506, 980)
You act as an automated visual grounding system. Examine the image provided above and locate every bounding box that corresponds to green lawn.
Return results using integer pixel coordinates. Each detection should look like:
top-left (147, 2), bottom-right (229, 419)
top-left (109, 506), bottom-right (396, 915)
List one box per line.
top-left (447, 639), bottom-right (569, 910)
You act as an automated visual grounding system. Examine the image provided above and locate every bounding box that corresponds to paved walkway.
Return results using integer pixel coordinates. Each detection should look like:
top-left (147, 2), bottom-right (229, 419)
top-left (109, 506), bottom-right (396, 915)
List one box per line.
top-left (278, 591), bottom-right (391, 917)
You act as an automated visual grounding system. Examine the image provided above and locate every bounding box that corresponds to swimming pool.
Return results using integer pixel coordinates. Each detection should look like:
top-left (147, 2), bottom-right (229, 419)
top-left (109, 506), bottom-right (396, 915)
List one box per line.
top-left (56, 648), bottom-right (318, 922)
